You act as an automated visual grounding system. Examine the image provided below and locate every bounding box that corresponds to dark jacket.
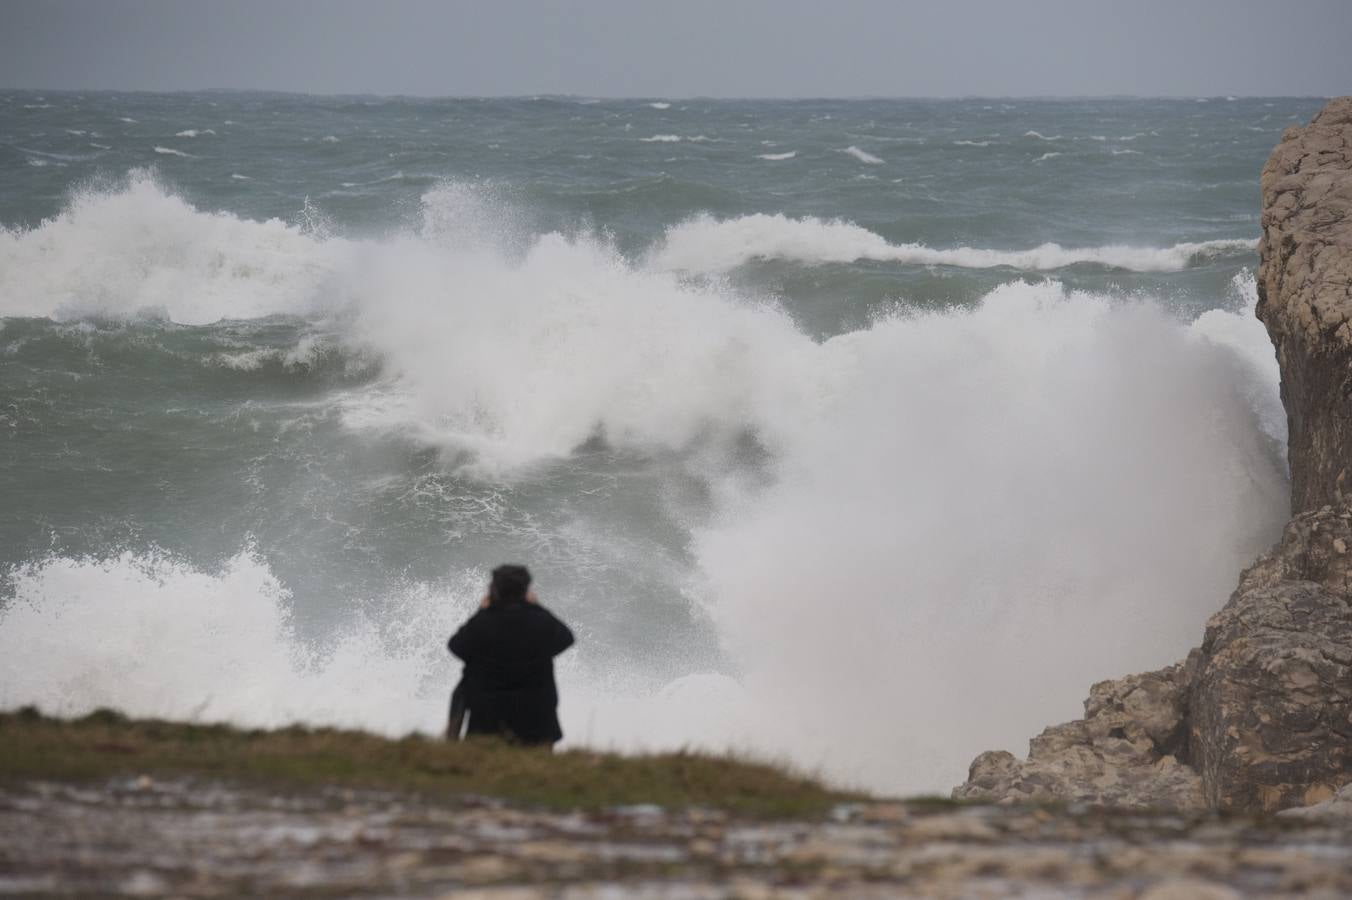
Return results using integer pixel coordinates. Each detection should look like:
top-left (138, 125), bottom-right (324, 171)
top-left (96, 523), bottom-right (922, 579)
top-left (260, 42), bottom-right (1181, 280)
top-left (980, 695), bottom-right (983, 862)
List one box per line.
top-left (447, 601), bottom-right (575, 745)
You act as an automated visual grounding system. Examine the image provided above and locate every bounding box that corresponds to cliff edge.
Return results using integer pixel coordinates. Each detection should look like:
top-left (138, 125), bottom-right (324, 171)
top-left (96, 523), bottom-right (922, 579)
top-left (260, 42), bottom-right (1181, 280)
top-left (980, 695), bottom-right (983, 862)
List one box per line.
top-left (955, 98), bottom-right (1352, 815)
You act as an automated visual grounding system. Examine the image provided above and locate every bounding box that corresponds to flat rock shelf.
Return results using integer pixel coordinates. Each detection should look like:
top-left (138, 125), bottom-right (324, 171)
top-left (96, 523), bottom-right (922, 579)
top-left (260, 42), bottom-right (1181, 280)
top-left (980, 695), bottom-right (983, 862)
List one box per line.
top-left (3, 777), bottom-right (1352, 898)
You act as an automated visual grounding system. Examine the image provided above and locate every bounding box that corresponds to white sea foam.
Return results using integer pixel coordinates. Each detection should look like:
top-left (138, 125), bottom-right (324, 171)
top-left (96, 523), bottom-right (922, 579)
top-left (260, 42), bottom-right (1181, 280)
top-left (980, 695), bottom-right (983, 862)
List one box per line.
top-left (153, 146), bottom-right (193, 157)
top-left (648, 102), bottom-right (671, 109)
top-left (651, 213), bottom-right (1257, 274)
top-left (0, 179), bottom-right (1290, 794)
top-left (1035, 151), bottom-right (1063, 162)
top-left (756, 151), bottom-right (796, 161)
top-left (321, 135), bottom-right (340, 143)
top-left (0, 171), bottom-right (345, 323)
top-left (175, 128), bottom-right (216, 137)
top-left (953, 140), bottom-right (991, 147)
top-left (89, 142), bottom-right (111, 150)
top-left (839, 145), bottom-right (884, 164)
top-left (118, 116), bottom-right (137, 123)
top-left (1111, 148), bottom-right (1142, 156)
top-left (230, 173), bottom-right (251, 180)
top-left (1024, 130), bottom-right (1062, 140)
top-left (640, 134), bottom-right (682, 142)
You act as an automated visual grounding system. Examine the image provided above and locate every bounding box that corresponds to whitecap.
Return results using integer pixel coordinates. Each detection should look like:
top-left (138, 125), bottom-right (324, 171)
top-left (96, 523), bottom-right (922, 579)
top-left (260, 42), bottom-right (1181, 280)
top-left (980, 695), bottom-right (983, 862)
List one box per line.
top-left (640, 134), bottom-right (682, 142)
top-left (648, 101), bottom-right (671, 109)
top-left (838, 145), bottom-right (884, 164)
top-left (153, 146), bottom-right (193, 157)
top-left (756, 151), bottom-right (796, 161)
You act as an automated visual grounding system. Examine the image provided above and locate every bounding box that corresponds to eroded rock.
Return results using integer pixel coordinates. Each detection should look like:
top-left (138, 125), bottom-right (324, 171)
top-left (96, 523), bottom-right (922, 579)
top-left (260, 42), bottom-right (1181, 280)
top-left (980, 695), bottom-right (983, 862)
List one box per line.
top-left (1189, 522), bottom-right (1352, 811)
top-left (953, 665), bottom-right (1205, 810)
top-left (1257, 96), bottom-right (1352, 515)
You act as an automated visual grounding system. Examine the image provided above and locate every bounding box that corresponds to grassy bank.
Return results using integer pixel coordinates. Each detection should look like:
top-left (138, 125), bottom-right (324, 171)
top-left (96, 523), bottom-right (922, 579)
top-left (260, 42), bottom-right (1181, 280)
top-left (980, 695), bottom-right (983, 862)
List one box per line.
top-left (0, 707), bottom-right (857, 817)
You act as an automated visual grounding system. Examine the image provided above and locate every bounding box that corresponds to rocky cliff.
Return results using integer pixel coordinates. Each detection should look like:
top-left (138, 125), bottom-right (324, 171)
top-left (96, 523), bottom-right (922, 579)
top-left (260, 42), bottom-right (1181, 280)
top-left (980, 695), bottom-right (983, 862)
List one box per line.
top-left (955, 98), bottom-right (1352, 815)
top-left (1257, 97), bottom-right (1352, 515)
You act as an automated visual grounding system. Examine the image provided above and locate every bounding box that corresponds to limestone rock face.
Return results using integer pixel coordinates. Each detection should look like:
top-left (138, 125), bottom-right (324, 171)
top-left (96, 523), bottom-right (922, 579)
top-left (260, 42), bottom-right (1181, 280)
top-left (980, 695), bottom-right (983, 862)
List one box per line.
top-left (1188, 508), bottom-right (1352, 812)
top-left (1257, 97), bottom-right (1352, 515)
top-left (954, 666), bottom-right (1206, 810)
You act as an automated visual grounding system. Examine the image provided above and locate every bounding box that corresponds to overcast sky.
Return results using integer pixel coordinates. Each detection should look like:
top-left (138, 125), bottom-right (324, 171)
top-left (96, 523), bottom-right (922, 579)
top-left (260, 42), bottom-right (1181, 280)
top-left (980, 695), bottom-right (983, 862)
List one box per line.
top-left (1, 0), bottom-right (1349, 98)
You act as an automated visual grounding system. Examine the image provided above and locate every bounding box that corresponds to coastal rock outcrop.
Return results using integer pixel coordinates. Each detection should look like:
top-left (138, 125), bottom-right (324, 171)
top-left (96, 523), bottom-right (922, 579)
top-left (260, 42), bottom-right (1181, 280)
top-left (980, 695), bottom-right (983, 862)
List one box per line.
top-left (956, 98), bottom-right (1352, 815)
top-left (1257, 96), bottom-right (1352, 515)
top-left (1188, 506), bottom-right (1352, 812)
top-left (954, 665), bottom-right (1205, 810)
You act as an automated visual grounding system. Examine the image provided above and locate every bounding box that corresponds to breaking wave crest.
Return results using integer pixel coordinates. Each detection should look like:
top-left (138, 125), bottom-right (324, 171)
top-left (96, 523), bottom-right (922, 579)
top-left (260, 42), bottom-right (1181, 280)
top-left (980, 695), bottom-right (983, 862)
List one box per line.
top-left (652, 213), bottom-right (1257, 274)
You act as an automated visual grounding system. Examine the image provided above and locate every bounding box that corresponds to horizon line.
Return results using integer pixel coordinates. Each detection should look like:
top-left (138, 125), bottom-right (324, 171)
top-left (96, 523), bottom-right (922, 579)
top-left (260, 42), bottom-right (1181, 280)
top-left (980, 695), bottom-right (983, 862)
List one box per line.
top-left (0, 86), bottom-right (1336, 103)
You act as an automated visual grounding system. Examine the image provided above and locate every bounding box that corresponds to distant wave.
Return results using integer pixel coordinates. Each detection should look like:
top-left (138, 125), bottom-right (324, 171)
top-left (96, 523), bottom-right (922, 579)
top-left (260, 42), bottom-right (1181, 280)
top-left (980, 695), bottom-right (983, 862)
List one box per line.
top-left (757, 151), bottom-right (796, 161)
top-left (648, 102), bottom-right (671, 109)
top-left (153, 146), bottom-right (193, 157)
top-left (640, 134), bottom-right (683, 142)
top-left (1024, 130), bottom-right (1062, 141)
top-left (953, 140), bottom-right (991, 147)
top-left (651, 213), bottom-right (1257, 274)
top-left (839, 146), bottom-right (884, 164)
top-left (1035, 151), bottom-right (1063, 162)
top-left (175, 129), bottom-right (215, 138)
top-left (340, 171), bottom-right (409, 187)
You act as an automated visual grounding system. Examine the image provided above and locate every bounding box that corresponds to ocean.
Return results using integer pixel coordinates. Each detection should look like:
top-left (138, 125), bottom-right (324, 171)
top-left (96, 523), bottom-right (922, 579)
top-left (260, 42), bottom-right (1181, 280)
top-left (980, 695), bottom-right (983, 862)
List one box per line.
top-left (0, 92), bottom-right (1316, 794)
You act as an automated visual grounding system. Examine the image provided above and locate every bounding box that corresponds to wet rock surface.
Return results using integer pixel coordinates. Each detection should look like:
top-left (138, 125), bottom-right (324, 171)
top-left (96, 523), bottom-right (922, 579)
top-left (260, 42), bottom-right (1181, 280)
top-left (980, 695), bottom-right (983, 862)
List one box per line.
top-left (4, 777), bottom-right (1352, 898)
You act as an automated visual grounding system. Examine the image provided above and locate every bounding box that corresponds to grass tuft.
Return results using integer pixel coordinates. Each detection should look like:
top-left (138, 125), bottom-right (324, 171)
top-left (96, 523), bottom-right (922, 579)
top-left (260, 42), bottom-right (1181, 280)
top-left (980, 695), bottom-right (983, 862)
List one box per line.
top-left (0, 707), bottom-right (859, 817)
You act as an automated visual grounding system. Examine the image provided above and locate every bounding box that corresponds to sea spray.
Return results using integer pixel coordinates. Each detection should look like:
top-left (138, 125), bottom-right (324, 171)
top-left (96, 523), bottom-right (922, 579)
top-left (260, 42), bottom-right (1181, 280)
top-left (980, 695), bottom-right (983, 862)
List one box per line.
top-left (0, 129), bottom-right (1292, 794)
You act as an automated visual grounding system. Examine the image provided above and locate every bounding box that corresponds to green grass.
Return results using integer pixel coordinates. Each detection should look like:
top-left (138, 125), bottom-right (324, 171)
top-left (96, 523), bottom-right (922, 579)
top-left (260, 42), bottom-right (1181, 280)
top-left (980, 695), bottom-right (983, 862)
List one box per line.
top-left (0, 707), bottom-right (859, 817)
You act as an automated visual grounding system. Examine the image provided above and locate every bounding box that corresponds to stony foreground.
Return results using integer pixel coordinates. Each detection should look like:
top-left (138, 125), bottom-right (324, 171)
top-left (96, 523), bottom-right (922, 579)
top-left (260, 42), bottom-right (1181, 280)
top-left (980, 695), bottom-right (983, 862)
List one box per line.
top-left (4, 778), bottom-right (1352, 898)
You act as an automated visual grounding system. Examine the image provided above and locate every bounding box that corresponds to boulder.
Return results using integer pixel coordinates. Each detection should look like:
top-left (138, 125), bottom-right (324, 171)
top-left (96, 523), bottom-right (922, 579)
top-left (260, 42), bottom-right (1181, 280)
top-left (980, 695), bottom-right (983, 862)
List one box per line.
top-left (1188, 508), bottom-right (1352, 812)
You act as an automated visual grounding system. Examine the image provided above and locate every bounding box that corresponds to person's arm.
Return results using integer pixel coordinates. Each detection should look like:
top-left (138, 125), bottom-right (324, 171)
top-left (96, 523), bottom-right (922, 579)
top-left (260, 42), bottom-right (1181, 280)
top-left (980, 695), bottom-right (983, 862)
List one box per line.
top-left (448, 611), bottom-right (485, 661)
top-left (539, 607), bottom-right (575, 656)
top-left (525, 590), bottom-right (575, 656)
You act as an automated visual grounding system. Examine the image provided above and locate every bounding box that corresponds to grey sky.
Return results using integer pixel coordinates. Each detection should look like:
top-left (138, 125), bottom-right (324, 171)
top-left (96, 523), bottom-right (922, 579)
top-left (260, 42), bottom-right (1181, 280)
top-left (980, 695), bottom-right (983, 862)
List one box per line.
top-left (1, 0), bottom-right (1349, 98)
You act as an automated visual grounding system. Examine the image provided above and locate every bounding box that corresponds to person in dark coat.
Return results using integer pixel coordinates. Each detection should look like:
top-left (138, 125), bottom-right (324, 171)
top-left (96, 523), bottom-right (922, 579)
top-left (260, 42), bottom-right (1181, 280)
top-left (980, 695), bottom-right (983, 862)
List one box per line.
top-left (447, 564), bottom-right (575, 746)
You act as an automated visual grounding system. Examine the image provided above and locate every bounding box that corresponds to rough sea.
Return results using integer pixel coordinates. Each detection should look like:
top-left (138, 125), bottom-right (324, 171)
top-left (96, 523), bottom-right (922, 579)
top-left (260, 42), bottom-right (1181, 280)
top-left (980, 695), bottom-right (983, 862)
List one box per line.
top-left (0, 92), bottom-right (1320, 794)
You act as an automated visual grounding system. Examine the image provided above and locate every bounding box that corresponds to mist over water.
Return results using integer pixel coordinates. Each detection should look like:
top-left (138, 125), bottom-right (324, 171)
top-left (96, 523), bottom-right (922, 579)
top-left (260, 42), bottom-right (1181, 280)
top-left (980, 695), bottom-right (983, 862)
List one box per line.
top-left (0, 93), bottom-right (1303, 793)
